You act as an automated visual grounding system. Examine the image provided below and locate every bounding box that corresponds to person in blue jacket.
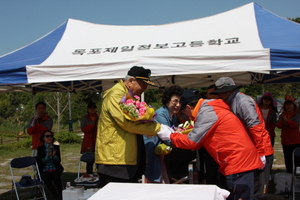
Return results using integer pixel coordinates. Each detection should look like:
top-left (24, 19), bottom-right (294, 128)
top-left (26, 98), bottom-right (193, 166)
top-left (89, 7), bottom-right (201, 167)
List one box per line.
top-left (144, 85), bottom-right (183, 183)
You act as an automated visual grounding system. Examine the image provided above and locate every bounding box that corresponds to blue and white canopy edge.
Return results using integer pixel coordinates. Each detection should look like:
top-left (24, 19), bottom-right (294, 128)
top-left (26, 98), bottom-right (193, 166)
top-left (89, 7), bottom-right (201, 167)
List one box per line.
top-left (0, 2), bottom-right (299, 92)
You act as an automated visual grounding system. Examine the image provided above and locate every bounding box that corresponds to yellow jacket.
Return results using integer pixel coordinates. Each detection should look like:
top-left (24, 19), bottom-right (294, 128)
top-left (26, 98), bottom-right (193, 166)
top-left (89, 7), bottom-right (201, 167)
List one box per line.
top-left (95, 79), bottom-right (161, 165)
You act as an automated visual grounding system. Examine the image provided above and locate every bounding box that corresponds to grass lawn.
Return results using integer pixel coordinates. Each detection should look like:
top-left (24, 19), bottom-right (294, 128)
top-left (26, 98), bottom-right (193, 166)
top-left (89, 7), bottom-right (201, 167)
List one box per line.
top-left (0, 143), bottom-right (83, 200)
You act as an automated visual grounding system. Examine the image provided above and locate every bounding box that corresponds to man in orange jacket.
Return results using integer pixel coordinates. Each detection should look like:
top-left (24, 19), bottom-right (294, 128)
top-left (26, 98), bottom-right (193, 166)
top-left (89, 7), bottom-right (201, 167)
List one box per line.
top-left (157, 89), bottom-right (263, 200)
top-left (210, 77), bottom-right (274, 200)
top-left (27, 102), bottom-right (53, 157)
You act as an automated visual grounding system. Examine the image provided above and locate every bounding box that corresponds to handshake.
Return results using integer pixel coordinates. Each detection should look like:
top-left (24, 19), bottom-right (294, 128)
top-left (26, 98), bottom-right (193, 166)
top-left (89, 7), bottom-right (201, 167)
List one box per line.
top-left (157, 124), bottom-right (175, 141)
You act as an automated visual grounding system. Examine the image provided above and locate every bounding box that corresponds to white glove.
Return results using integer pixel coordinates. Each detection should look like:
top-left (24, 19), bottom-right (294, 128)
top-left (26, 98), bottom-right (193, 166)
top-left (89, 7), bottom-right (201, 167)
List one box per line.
top-left (157, 124), bottom-right (174, 141)
top-left (258, 155), bottom-right (266, 170)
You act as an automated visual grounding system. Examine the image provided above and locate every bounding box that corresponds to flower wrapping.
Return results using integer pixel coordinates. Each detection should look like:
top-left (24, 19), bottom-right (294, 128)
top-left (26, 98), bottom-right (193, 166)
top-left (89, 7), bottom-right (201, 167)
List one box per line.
top-left (119, 90), bottom-right (155, 121)
top-left (155, 143), bottom-right (172, 155)
top-left (172, 120), bottom-right (194, 134)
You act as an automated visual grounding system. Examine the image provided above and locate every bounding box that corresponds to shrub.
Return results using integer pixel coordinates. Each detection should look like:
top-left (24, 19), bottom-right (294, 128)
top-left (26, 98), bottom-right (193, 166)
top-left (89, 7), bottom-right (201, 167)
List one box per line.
top-left (0, 136), bottom-right (31, 150)
top-left (55, 131), bottom-right (82, 144)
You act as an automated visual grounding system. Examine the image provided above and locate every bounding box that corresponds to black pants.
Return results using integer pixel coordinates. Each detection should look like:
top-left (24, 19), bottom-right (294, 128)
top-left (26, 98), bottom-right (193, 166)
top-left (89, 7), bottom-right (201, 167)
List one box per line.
top-left (226, 170), bottom-right (254, 200)
top-left (41, 169), bottom-right (63, 199)
top-left (86, 163), bottom-right (94, 174)
top-left (282, 144), bottom-right (300, 173)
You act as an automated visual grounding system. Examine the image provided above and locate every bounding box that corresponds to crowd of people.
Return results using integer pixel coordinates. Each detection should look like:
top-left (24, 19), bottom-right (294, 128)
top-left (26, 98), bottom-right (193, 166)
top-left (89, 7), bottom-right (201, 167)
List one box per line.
top-left (26, 66), bottom-right (300, 200)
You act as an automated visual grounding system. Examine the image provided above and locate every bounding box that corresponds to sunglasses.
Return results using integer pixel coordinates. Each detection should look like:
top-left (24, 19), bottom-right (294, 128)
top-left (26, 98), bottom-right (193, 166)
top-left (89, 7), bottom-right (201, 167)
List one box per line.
top-left (44, 135), bottom-right (53, 138)
top-left (263, 98), bottom-right (272, 101)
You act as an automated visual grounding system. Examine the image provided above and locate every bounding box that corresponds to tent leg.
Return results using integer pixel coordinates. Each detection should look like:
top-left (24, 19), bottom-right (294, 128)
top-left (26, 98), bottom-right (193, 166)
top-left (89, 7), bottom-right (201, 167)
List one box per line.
top-left (32, 93), bottom-right (36, 116)
top-left (68, 92), bottom-right (73, 132)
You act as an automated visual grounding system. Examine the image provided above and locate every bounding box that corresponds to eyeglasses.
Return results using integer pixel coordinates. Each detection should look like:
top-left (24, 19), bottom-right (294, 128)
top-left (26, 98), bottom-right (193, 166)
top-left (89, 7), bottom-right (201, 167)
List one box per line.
top-left (44, 135), bottom-right (53, 138)
top-left (170, 99), bottom-right (181, 105)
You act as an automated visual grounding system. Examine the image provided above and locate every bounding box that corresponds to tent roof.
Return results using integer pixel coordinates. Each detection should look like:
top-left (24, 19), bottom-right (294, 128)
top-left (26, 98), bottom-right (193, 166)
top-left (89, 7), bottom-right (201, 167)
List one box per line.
top-left (0, 2), bottom-right (299, 92)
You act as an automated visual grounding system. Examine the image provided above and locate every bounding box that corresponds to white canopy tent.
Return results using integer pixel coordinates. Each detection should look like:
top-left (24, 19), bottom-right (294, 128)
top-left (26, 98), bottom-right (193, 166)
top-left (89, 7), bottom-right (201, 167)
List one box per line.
top-left (0, 2), bottom-right (299, 92)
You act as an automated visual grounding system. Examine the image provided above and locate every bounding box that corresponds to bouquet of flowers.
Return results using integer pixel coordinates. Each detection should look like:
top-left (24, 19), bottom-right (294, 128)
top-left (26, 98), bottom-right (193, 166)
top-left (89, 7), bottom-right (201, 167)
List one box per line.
top-left (172, 120), bottom-right (194, 134)
top-left (119, 90), bottom-right (155, 121)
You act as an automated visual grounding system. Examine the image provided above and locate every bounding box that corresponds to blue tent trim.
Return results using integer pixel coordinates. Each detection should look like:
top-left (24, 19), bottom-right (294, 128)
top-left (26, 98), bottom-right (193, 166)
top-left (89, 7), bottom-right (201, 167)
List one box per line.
top-left (0, 20), bottom-right (67, 84)
top-left (31, 80), bottom-right (103, 93)
top-left (258, 70), bottom-right (300, 84)
top-left (254, 3), bottom-right (300, 70)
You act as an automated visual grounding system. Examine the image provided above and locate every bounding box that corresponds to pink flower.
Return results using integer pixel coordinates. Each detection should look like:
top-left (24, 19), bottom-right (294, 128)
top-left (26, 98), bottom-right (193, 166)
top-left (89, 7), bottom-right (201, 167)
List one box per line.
top-left (126, 99), bottom-right (134, 104)
top-left (139, 107), bottom-right (146, 116)
top-left (135, 101), bottom-right (141, 108)
top-left (119, 91), bottom-right (155, 122)
top-left (134, 95), bottom-right (140, 100)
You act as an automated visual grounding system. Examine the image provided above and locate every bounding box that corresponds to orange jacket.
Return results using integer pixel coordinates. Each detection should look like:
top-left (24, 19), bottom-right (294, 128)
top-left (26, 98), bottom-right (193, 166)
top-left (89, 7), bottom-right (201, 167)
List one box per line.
top-left (252, 103), bottom-right (274, 156)
top-left (80, 114), bottom-right (99, 154)
top-left (27, 115), bottom-right (53, 149)
top-left (277, 111), bottom-right (300, 145)
top-left (171, 99), bottom-right (263, 176)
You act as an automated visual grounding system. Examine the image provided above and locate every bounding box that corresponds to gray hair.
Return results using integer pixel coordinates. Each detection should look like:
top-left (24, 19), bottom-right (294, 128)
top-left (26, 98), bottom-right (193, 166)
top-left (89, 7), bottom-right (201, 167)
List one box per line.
top-left (124, 75), bottom-right (135, 81)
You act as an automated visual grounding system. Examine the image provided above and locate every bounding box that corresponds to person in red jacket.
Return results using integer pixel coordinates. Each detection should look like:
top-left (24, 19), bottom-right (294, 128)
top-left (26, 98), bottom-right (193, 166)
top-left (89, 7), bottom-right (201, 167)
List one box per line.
top-left (80, 102), bottom-right (99, 174)
top-left (277, 94), bottom-right (300, 173)
top-left (157, 89), bottom-right (263, 200)
top-left (257, 92), bottom-right (278, 147)
top-left (27, 102), bottom-right (53, 157)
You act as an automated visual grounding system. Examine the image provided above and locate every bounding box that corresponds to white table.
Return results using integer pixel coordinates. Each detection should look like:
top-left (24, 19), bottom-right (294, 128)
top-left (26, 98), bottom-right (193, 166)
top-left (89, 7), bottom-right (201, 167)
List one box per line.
top-left (88, 182), bottom-right (230, 200)
top-left (63, 187), bottom-right (98, 200)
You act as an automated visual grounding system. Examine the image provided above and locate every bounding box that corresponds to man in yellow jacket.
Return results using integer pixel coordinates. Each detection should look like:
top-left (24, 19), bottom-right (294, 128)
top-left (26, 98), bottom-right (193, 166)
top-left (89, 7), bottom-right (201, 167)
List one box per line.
top-left (96, 66), bottom-right (163, 187)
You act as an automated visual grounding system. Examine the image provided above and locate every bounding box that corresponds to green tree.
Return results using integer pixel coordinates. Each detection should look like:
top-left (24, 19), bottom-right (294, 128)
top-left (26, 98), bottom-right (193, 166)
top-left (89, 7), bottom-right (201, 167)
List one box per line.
top-left (240, 85), bottom-right (263, 99)
top-left (289, 17), bottom-right (300, 24)
top-left (145, 88), bottom-right (163, 109)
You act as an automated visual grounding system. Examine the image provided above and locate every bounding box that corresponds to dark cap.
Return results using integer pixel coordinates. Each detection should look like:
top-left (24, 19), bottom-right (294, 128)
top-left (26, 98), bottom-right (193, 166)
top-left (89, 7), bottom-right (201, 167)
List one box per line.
top-left (127, 66), bottom-right (156, 86)
top-left (210, 77), bottom-right (241, 94)
top-left (181, 89), bottom-right (202, 107)
top-left (87, 102), bottom-right (97, 109)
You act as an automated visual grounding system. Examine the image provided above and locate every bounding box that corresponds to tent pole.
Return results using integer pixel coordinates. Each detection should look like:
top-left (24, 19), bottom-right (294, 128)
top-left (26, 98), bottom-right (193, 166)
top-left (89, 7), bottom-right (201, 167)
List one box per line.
top-left (68, 92), bottom-right (73, 133)
top-left (141, 92), bottom-right (145, 102)
top-left (32, 93), bottom-right (36, 116)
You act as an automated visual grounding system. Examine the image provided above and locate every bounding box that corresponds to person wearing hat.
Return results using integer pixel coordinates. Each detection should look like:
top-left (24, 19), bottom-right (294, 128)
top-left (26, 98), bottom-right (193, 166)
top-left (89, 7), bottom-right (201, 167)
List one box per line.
top-left (157, 88), bottom-right (263, 200)
top-left (256, 92), bottom-right (278, 199)
top-left (203, 84), bottom-right (223, 186)
top-left (277, 94), bottom-right (300, 173)
top-left (95, 66), bottom-right (166, 187)
top-left (206, 84), bottom-right (219, 99)
top-left (80, 102), bottom-right (99, 174)
top-left (257, 92), bottom-right (278, 147)
top-left (210, 77), bottom-right (274, 160)
top-left (210, 77), bottom-right (274, 200)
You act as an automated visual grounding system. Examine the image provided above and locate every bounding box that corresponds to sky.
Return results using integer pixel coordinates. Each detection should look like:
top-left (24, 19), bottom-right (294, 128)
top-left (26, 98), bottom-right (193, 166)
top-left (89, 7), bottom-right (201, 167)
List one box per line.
top-left (0, 0), bottom-right (299, 56)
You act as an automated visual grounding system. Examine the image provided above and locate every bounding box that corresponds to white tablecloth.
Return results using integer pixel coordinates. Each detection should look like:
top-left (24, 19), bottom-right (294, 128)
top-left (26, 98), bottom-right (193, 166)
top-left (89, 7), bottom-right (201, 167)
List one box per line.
top-left (88, 182), bottom-right (230, 200)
